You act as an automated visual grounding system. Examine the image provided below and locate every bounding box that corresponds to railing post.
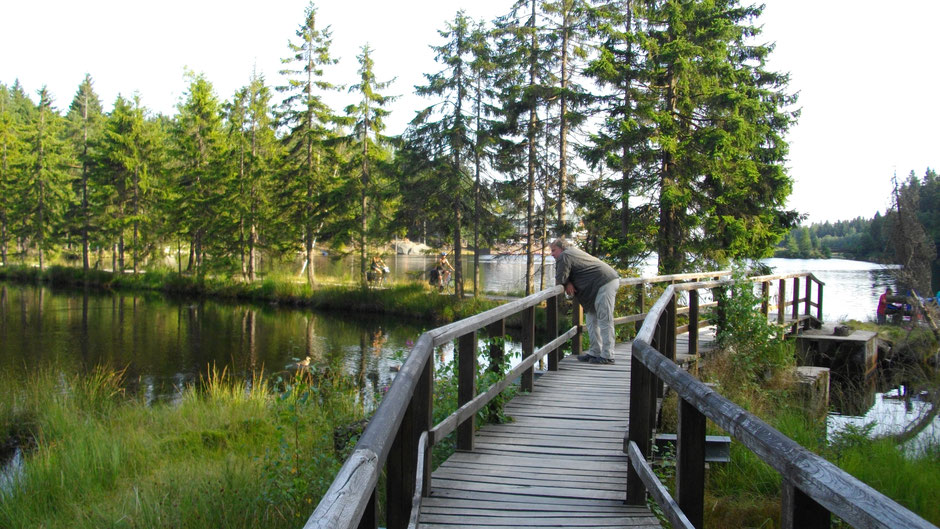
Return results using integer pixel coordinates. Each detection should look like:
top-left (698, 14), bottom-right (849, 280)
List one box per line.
top-left (572, 301), bottom-right (583, 358)
top-left (804, 276), bottom-right (812, 317)
top-left (386, 408), bottom-right (411, 527)
top-left (761, 281), bottom-right (770, 317)
top-left (635, 283), bottom-right (645, 335)
top-left (777, 279), bottom-right (786, 325)
top-left (626, 345), bottom-right (652, 505)
top-left (677, 398), bottom-right (706, 529)
top-left (666, 293), bottom-right (677, 363)
top-left (781, 480), bottom-right (830, 529)
top-left (521, 305), bottom-right (535, 393)
top-left (816, 280), bottom-right (824, 321)
top-left (457, 331), bottom-right (477, 451)
top-left (547, 293), bottom-right (560, 370)
top-left (485, 319), bottom-right (506, 424)
top-left (418, 355), bottom-right (433, 497)
top-left (792, 277), bottom-right (800, 322)
top-left (713, 285), bottom-right (727, 336)
top-left (689, 290), bottom-right (699, 356)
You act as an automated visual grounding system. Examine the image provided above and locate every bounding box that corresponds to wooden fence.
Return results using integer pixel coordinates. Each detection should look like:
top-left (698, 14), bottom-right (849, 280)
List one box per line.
top-left (626, 272), bottom-right (937, 529)
top-left (307, 269), bottom-right (935, 529)
top-left (306, 271), bottom-right (728, 529)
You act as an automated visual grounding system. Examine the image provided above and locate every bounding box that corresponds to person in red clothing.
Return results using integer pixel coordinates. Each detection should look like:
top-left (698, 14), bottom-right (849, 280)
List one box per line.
top-left (876, 287), bottom-right (893, 324)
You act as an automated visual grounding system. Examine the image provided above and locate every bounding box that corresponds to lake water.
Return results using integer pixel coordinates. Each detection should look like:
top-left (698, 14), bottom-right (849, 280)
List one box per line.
top-left (1, 256), bottom-right (932, 448)
top-left (0, 285), bottom-right (425, 410)
top-left (346, 254), bottom-right (898, 322)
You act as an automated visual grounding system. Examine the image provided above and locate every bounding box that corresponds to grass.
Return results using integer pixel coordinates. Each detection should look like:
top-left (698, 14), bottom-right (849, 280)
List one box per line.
top-left (0, 365), bottom-right (364, 528)
top-left (0, 264), bottom-right (500, 324)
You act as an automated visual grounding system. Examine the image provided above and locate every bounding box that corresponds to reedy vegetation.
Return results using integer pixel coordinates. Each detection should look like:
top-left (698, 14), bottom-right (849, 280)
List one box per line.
top-left (0, 366), bottom-right (363, 528)
top-left (0, 0), bottom-right (798, 287)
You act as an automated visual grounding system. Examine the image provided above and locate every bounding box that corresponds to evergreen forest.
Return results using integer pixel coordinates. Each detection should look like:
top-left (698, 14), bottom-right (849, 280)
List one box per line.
top-left (0, 0), bottom-right (800, 296)
top-left (776, 168), bottom-right (939, 293)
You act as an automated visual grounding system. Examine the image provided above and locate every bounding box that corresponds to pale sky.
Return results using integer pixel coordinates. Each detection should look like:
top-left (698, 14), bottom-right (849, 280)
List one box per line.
top-left (3, 0), bottom-right (938, 225)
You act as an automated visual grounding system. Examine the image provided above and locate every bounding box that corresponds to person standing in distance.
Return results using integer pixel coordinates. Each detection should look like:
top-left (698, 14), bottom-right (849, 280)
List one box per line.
top-left (876, 287), bottom-right (893, 325)
top-left (550, 238), bottom-right (620, 364)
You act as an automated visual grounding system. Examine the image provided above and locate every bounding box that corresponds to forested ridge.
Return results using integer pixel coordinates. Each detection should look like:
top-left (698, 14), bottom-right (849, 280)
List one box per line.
top-left (0, 0), bottom-right (799, 294)
top-left (775, 168), bottom-right (939, 292)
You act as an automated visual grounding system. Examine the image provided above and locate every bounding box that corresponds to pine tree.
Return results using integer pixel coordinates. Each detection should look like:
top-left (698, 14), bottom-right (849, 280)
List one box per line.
top-left (493, 0), bottom-right (555, 294)
top-left (339, 44), bottom-right (398, 286)
top-left (172, 72), bottom-right (226, 275)
top-left (226, 72), bottom-right (281, 281)
top-left (582, 0), bottom-right (658, 268)
top-left (410, 11), bottom-right (484, 298)
top-left (277, 1), bottom-right (341, 285)
top-left (64, 74), bottom-right (104, 272)
top-left (19, 87), bottom-right (74, 270)
top-left (640, 0), bottom-right (798, 273)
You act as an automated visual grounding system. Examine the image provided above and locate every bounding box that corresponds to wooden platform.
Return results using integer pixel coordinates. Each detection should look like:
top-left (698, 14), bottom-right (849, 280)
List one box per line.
top-left (418, 342), bottom-right (662, 529)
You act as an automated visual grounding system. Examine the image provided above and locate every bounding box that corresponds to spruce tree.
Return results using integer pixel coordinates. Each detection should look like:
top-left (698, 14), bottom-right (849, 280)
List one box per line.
top-left (96, 95), bottom-right (159, 274)
top-left (493, 0), bottom-right (555, 294)
top-left (640, 0), bottom-right (798, 273)
top-left (19, 87), bottom-right (74, 270)
top-left (410, 11), bottom-right (484, 298)
top-left (339, 45), bottom-right (398, 286)
top-left (226, 73), bottom-right (281, 281)
top-left (172, 72), bottom-right (226, 275)
top-left (64, 74), bottom-right (104, 272)
top-left (277, 1), bottom-right (341, 285)
top-left (0, 84), bottom-right (22, 265)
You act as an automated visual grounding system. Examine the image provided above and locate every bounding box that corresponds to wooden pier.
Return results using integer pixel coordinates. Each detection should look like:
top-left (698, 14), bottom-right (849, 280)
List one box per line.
top-left (309, 271), bottom-right (937, 529)
top-left (419, 343), bottom-right (660, 528)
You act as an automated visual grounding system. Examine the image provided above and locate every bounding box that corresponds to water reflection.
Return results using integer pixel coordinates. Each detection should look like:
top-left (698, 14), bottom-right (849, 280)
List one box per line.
top-left (0, 284), bottom-right (424, 404)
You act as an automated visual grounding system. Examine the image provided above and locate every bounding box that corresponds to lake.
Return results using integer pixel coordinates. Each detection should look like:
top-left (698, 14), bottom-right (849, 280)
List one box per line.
top-left (0, 255), bottom-right (931, 445)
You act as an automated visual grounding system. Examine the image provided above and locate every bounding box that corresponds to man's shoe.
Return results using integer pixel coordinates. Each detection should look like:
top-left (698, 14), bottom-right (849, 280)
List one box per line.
top-left (589, 356), bottom-right (615, 365)
top-left (577, 354), bottom-right (594, 362)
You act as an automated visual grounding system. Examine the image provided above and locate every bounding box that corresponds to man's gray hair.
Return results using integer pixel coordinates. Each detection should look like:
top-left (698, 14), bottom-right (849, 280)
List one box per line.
top-left (550, 237), bottom-right (571, 250)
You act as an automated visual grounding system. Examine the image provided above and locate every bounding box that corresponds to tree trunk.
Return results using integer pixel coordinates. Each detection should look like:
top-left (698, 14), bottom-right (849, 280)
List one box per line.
top-left (360, 136), bottom-right (369, 286)
top-left (81, 94), bottom-right (91, 273)
top-left (658, 68), bottom-right (681, 274)
top-left (524, 0), bottom-right (538, 296)
top-left (248, 222), bottom-right (257, 282)
top-left (133, 167), bottom-right (139, 276)
top-left (620, 2), bottom-right (634, 238)
top-left (557, 4), bottom-right (570, 233)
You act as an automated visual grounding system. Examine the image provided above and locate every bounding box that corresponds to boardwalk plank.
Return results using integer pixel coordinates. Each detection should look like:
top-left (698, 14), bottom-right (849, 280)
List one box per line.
top-left (420, 344), bottom-right (665, 528)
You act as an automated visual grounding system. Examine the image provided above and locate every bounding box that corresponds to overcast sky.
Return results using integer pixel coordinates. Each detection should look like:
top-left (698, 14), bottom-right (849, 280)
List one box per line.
top-left (3, 0), bottom-right (937, 224)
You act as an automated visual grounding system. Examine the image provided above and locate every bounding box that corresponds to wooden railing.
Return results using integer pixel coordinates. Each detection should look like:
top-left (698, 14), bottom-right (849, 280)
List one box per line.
top-left (626, 272), bottom-right (938, 529)
top-left (306, 270), bottom-right (731, 529)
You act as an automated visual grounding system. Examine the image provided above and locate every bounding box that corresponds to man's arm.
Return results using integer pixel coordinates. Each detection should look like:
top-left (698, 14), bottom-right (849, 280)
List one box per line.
top-left (565, 282), bottom-right (575, 296)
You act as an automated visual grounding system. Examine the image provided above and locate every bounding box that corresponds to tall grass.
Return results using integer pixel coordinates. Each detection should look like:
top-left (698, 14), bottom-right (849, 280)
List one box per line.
top-left (0, 365), bottom-right (363, 528)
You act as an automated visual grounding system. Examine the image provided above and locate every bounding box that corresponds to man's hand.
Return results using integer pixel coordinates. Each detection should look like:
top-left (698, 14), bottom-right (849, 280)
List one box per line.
top-left (565, 282), bottom-right (575, 296)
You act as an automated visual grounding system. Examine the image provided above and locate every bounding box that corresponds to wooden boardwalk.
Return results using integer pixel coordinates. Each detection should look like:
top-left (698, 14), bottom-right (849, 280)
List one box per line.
top-left (417, 341), bottom-right (662, 529)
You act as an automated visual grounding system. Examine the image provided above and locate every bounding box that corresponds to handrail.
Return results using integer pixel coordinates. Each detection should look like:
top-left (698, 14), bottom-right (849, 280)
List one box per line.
top-left (628, 274), bottom-right (937, 529)
top-left (308, 270), bottom-right (846, 529)
top-left (306, 284), bottom-right (565, 529)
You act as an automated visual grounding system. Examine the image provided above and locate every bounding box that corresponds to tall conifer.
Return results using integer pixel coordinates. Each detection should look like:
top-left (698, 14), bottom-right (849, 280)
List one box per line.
top-left (339, 45), bottom-right (398, 286)
top-left (65, 74), bottom-right (104, 272)
top-left (278, 2), bottom-right (341, 285)
top-left (20, 87), bottom-right (74, 270)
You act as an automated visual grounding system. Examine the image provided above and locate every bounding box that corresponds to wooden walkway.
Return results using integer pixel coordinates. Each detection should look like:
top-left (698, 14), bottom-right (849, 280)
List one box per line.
top-left (417, 341), bottom-right (662, 529)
